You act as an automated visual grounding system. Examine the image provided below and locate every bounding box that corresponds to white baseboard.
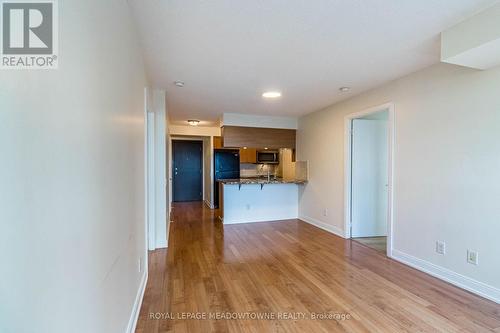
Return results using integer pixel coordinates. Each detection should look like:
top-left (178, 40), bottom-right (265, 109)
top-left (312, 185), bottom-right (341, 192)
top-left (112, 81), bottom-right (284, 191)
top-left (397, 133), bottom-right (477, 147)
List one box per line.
top-left (126, 271), bottom-right (148, 333)
top-left (392, 249), bottom-right (500, 304)
top-left (155, 239), bottom-right (168, 249)
top-left (299, 215), bottom-right (346, 238)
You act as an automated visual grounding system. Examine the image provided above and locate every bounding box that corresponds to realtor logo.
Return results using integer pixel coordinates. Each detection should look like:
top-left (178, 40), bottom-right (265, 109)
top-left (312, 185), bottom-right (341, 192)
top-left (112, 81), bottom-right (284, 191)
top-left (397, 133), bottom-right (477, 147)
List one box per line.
top-left (1, 0), bottom-right (58, 69)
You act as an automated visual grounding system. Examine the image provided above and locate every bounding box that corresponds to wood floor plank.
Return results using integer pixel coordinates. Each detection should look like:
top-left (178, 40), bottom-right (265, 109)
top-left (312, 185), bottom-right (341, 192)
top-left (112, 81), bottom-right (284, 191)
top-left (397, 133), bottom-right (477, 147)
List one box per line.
top-left (136, 202), bottom-right (500, 333)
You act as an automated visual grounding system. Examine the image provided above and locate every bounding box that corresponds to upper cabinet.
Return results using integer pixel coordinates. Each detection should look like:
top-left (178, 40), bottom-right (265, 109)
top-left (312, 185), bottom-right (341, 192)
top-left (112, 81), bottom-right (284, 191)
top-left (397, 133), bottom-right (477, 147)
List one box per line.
top-left (213, 136), bottom-right (223, 149)
top-left (239, 148), bottom-right (257, 163)
top-left (221, 126), bottom-right (296, 150)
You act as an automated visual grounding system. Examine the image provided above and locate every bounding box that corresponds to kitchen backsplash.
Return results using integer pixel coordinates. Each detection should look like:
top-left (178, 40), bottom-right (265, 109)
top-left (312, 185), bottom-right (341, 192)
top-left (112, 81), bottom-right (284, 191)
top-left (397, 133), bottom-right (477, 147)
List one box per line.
top-left (240, 163), bottom-right (277, 177)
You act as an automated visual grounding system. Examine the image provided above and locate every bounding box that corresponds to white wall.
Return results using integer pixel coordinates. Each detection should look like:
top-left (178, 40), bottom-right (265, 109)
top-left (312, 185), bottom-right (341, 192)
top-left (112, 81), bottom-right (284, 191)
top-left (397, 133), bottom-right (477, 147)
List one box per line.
top-left (297, 63), bottom-right (500, 302)
top-left (203, 136), bottom-right (214, 207)
top-left (169, 124), bottom-right (221, 137)
top-left (0, 1), bottom-right (149, 332)
top-left (221, 113), bottom-right (298, 129)
top-left (147, 89), bottom-right (169, 249)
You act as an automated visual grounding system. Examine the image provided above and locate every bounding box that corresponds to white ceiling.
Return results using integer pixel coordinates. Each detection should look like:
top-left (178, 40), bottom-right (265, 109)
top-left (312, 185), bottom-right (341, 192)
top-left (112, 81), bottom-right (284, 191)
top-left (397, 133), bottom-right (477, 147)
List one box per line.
top-left (129, 0), bottom-right (496, 126)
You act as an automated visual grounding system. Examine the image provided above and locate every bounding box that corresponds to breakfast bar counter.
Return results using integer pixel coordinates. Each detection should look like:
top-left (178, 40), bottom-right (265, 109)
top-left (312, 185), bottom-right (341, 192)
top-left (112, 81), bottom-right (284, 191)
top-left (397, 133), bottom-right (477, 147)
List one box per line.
top-left (218, 178), bottom-right (307, 185)
top-left (217, 178), bottom-right (306, 224)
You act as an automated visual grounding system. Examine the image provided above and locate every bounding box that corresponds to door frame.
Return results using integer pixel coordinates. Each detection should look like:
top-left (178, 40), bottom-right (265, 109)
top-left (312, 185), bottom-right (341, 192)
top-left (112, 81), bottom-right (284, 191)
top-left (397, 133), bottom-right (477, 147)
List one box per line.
top-left (343, 102), bottom-right (395, 257)
top-left (168, 136), bottom-right (209, 212)
top-left (171, 139), bottom-right (204, 202)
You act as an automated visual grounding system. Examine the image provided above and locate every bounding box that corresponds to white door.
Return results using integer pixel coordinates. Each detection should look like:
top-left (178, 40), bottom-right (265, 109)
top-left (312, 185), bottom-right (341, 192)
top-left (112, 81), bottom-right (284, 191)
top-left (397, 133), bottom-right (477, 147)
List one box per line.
top-left (351, 119), bottom-right (388, 238)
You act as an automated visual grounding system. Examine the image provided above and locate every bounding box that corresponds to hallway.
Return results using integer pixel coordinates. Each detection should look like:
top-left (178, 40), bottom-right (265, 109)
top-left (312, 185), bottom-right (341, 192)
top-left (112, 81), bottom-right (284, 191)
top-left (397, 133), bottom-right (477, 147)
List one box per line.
top-left (136, 202), bottom-right (500, 332)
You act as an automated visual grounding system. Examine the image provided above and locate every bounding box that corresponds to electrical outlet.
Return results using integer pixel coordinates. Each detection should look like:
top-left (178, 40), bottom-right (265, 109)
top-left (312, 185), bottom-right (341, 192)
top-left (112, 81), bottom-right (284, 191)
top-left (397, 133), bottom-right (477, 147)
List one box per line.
top-left (436, 241), bottom-right (446, 255)
top-left (323, 208), bottom-right (328, 217)
top-left (467, 250), bottom-right (478, 265)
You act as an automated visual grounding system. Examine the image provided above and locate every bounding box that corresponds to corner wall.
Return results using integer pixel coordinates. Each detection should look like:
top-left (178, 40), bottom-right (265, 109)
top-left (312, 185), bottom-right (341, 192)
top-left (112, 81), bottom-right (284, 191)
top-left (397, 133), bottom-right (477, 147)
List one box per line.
top-left (297, 63), bottom-right (500, 303)
top-left (147, 89), bottom-right (169, 249)
top-left (0, 0), bottom-right (150, 332)
top-left (203, 136), bottom-right (215, 208)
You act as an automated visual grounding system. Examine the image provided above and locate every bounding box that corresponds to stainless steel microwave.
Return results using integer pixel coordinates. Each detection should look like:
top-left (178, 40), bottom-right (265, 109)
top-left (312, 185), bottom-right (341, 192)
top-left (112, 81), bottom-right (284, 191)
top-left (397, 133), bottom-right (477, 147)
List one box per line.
top-left (256, 150), bottom-right (279, 164)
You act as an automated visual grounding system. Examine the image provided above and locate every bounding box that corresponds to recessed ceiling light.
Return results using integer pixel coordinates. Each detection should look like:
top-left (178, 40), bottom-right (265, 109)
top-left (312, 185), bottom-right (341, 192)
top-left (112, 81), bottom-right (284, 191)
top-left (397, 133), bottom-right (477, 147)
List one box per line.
top-left (187, 119), bottom-right (200, 126)
top-left (339, 87), bottom-right (350, 93)
top-left (262, 91), bottom-right (281, 98)
top-left (174, 81), bottom-right (185, 87)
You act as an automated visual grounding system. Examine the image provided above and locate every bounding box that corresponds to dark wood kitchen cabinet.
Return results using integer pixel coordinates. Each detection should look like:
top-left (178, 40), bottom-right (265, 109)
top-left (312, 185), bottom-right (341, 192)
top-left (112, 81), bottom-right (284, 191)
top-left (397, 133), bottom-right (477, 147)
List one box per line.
top-left (239, 148), bottom-right (257, 163)
top-left (222, 126), bottom-right (296, 150)
top-left (213, 136), bottom-right (223, 149)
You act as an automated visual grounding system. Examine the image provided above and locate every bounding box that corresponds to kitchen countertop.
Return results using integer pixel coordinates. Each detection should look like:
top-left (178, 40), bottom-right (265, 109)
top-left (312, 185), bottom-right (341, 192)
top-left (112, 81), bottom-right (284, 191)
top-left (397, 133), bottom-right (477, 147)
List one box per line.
top-left (217, 177), bottom-right (307, 185)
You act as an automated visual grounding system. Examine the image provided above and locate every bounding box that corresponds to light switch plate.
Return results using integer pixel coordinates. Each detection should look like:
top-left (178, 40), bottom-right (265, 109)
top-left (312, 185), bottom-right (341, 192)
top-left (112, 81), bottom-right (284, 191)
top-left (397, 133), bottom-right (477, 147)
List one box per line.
top-left (467, 250), bottom-right (478, 265)
top-left (436, 241), bottom-right (446, 255)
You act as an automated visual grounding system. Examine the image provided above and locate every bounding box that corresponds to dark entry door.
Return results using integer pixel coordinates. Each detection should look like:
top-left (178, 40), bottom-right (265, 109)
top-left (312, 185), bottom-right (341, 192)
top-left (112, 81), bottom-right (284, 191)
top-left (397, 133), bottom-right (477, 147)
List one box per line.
top-left (173, 140), bottom-right (203, 202)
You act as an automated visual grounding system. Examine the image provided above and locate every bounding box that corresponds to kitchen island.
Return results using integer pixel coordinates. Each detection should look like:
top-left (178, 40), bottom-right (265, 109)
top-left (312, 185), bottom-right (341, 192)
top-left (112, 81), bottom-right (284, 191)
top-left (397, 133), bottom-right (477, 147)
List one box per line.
top-left (217, 178), bottom-right (306, 224)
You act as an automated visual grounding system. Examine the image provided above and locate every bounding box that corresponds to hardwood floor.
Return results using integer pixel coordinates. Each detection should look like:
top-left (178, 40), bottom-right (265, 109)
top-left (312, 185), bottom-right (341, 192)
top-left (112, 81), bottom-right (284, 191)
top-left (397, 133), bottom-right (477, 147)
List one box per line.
top-left (136, 202), bottom-right (500, 333)
top-left (353, 236), bottom-right (387, 254)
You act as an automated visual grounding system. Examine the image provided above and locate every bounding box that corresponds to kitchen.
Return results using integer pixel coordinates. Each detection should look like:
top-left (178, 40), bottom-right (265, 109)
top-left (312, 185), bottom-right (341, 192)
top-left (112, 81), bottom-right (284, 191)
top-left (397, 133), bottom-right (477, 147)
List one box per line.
top-left (213, 122), bottom-right (308, 224)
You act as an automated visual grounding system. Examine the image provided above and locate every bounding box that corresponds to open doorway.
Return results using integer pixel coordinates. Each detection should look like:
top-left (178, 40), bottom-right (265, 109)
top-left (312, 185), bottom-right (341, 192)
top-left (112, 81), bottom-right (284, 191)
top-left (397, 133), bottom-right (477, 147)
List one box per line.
top-left (344, 103), bottom-right (394, 256)
top-left (172, 140), bottom-right (203, 202)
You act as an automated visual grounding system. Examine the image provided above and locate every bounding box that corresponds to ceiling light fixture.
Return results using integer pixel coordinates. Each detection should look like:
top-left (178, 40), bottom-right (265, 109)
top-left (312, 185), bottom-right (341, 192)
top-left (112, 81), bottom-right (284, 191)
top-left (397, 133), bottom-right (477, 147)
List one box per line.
top-left (187, 119), bottom-right (200, 126)
top-left (174, 81), bottom-right (185, 87)
top-left (262, 91), bottom-right (281, 98)
top-left (339, 87), bottom-right (350, 93)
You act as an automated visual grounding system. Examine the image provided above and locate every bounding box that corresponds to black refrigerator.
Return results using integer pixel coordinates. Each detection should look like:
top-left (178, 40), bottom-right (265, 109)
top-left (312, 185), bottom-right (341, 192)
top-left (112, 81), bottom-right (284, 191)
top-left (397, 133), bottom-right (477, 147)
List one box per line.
top-left (214, 149), bottom-right (240, 208)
